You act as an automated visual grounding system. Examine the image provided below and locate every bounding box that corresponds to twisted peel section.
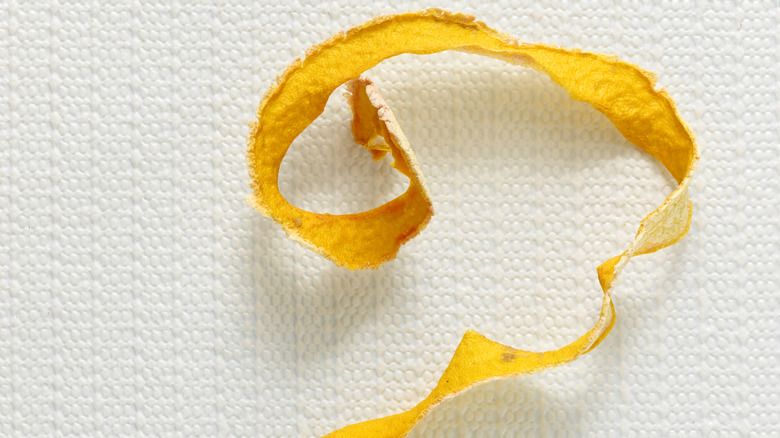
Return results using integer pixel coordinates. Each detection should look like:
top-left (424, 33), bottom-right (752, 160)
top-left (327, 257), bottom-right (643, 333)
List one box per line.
top-left (248, 9), bottom-right (698, 437)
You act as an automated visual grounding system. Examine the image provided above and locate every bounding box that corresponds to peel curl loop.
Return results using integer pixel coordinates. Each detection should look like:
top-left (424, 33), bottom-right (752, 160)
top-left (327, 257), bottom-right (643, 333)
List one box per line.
top-left (248, 9), bottom-right (698, 437)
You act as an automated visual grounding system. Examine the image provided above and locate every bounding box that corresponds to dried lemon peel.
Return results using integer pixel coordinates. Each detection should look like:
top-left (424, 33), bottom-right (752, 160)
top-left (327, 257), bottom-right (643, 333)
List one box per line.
top-left (247, 8), bottom-right (698, 438)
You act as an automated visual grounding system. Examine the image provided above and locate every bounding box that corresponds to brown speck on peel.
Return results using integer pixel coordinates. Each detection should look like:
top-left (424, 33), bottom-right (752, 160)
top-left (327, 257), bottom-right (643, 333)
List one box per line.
top-left (502, 346), bottom-right (521, 362)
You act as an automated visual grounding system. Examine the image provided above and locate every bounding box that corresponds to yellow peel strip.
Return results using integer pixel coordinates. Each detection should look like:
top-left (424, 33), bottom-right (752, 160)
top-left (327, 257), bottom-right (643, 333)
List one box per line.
top-left (247, 9), bottom-right (698, 437)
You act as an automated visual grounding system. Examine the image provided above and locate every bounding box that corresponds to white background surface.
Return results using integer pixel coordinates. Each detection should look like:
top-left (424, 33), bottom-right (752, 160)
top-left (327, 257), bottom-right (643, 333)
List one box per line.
top-left (1, 1), bottom-right (778, 436)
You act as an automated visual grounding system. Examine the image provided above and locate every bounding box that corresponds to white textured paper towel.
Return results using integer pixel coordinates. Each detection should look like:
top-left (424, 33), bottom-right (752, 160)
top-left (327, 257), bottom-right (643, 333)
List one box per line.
top-left (1, 1), bottom-right (778, 436)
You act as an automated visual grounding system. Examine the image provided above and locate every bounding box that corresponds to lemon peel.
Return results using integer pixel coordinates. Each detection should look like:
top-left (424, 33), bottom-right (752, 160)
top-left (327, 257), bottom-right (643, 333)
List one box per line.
top-left (247, 9), bottom-right (698, 437)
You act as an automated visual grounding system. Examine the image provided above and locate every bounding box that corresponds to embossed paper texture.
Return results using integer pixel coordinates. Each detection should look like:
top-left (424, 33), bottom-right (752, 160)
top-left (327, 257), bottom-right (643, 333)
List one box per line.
top-left (1, 1), bottom-right (777, 437)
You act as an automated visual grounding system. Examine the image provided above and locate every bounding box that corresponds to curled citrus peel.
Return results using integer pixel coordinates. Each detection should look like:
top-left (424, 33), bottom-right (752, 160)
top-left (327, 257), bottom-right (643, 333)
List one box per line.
top-left (248, 9), bottom-right (698, 437)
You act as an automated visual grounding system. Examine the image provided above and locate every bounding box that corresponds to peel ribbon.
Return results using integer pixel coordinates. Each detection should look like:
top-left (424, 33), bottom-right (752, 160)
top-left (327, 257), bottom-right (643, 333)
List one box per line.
top-left (247, 9), bottom-right (699, 437)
